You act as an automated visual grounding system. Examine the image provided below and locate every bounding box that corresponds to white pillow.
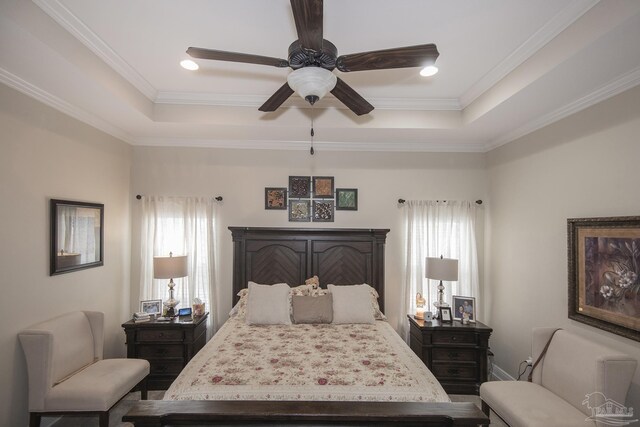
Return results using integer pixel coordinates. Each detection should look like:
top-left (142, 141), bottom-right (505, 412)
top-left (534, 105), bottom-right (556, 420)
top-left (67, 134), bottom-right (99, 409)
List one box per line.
top-left (328, 284), bottom-right (375, 324)
top-left (245, 282), bottom-right (291, 325)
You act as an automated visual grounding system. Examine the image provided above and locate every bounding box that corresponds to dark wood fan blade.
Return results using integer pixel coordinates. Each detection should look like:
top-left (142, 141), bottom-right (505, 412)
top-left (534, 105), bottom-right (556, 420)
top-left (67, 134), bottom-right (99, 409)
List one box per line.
top-left (336, 44), bottom-right (439, 72)
top-left (330, 77), bottom-right (374, 116)
top-left (187, 47), bottom-right (289, 68)
top-left (290, 0), bottom-right (323, 52)
top-left (259, 83), bottom-right (295, 112)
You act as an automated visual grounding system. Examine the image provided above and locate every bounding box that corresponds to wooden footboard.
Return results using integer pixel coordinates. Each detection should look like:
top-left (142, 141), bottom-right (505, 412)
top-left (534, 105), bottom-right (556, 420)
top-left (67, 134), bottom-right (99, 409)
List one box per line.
top-left (123, 400), bottom-right (489, 426)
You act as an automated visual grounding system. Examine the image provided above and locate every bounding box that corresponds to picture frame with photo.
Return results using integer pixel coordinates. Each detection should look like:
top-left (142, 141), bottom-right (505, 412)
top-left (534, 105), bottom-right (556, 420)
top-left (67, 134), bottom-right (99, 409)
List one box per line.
top-left (336, 188), bottom-right (358, 210)
top-left (312, 176), bottom-right (334, 198)
top-left (313, 200), bottom-right (334, 222)
top-left (264, 187), bottom-right (287, 210)
top-left (452, 295), bottom-right (476, 323)
top-left (289, 200), bottom-right (311, 222)
top-left (439, 306), bottom-right (453, 323)
top-left (140, 299), bottom-right (163, 315)
top-left (288, 176), bottom-right (311, 199)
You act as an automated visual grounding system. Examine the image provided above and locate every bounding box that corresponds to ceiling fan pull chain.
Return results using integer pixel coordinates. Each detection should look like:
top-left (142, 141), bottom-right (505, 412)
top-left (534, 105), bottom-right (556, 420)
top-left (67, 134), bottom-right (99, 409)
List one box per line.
top-left (310, 116), bottom-right (315, 155)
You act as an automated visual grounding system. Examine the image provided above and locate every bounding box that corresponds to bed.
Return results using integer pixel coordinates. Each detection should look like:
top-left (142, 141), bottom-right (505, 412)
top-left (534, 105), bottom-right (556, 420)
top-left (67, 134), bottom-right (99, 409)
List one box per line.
top-left (123, 227), bottom-right (488, 426)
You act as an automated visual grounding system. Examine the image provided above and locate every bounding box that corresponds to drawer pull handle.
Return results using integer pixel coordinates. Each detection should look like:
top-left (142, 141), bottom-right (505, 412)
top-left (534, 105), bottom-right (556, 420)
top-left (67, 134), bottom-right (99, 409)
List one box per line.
top-left (158, 332), bottom-right (164, 337)
top-left (447, 368), bottom-right (460, 375)
top-left (156, 348), bottom-right (167, 355)
top-left (451, 336), bottom-right (457, 341)
top-left (448, 352), bottom-right (459, 359)
top-left (156, 366), bottom-right (167, 372)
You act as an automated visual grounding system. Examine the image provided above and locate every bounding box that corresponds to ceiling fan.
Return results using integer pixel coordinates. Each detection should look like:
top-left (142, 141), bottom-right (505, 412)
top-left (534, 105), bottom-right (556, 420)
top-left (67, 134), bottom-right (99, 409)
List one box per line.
top-left (186, 0), bottom-right (439, 116)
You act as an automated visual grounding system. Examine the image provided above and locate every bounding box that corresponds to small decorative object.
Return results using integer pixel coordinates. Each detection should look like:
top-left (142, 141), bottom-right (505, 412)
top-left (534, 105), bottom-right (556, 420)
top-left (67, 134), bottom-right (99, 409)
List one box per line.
top-left (336, 188), bottom-right (358, 210)
top-left (425, 255), bottom-right (459, 318)
top-left (50, 199), bottom-right (104, 275)
top-left (313, 200), bottom-right (334, 222)
top-left (568, 216), bottom-right (640, 342)
top-left (140, 299), bottom-right (162, 315)
top-left (439, 306), bottom-right (453, 323)
top-left (265, 187), bottom-right (287, 210)
top-left (415, 292), bottom-right (426, 320)
top-left (289, 176), bottom-right (311, 198)
top-left (153, 252), bottom-right (188, 317)
top-left (192, 297), bottom-right (205, 316)
top-left (313, 176), bottom-right (334, 198)
top-left (289, 200), bottom-right (311, 222)
top-left (452, 295), bottom-right (476, 323)
top-left (425, 311), bottom-right (433, 321)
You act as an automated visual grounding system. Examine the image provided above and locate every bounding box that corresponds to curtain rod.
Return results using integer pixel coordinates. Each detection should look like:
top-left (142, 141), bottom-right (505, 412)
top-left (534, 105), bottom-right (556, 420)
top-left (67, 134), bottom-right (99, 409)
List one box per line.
top-left (136, 194), bottom-right (223, 201)
top-left (397, 199), bottom-right (482, 205)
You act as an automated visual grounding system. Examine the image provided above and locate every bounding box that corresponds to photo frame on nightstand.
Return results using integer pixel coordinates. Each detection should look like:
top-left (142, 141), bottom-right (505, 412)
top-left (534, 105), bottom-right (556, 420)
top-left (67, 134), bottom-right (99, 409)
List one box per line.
top-left (439, 306), bottom-right (453, 323)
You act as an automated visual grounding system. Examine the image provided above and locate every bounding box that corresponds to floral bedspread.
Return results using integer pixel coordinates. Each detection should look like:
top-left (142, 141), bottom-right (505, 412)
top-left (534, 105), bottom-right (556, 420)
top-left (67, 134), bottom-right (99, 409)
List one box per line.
top-left (164, 317), bottom-right (449, 402)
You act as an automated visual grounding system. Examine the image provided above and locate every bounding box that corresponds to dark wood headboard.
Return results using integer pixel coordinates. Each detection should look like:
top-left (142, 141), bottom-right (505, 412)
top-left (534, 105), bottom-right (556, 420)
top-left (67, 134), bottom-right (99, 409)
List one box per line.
top-left (229, 227), bottom-right (390, 312)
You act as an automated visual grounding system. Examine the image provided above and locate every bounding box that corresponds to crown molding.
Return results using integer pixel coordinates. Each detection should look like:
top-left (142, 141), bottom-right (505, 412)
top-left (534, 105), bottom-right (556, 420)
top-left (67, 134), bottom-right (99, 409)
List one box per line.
top-left (0, 66), bottom-right (135, 144)
top-left (132, 136), bottom-right (485, 153)
top-left (33, 0), bottom-right (157, 100)
top-left (459, 0), bottom-right (599, 108)
top-left (485, 66), bottom-right (640, 151)
top-left (155, 91), bottom-right (461, 111)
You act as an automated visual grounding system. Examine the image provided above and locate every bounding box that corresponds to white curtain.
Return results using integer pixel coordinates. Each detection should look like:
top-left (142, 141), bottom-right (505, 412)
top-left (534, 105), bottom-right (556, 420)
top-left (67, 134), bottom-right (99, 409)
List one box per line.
top-left (139, 196), bottom-right (217, 335)
top-left (399, 200), bottom-right (479, 339)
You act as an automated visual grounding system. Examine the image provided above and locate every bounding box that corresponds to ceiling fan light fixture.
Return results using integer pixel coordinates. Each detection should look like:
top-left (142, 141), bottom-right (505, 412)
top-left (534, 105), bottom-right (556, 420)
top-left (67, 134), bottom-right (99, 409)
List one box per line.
top-left (287, 67), bottom-right (337, 105)
top-left (420, 65), bottom-right (438, 77)
top-left (180, 59), bottom-right (199, 71)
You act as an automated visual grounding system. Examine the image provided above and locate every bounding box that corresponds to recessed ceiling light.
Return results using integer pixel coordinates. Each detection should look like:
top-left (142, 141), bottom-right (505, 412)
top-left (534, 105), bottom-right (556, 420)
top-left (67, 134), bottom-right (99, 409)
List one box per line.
top-left (180, 59), bottom-right (199, 71)
top-left (420, 65), bottom-right (438, 77)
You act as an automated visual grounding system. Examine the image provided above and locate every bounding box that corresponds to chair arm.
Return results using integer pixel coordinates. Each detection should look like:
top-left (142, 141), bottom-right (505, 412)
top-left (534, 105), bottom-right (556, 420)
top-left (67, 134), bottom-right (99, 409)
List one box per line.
top-left (83, 311), bottom-right (104, 360)
top-left (18, 331), bottom-right (54, 411)
top-left (598, 356), bottom-right (637, 407)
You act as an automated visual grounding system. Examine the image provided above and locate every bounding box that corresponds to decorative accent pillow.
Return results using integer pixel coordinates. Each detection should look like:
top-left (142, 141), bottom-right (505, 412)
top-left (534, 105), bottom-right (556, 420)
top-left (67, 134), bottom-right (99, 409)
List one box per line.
top-left (245, 282), bottom-right (292, 325)
top-left (292, 294), bottom-right (333, 324)
top-left (325, 283), bottom-right (386, 320)
top-left (229, 288), bottom-right (249, 318)
top-left (328, 284), bottom-right (375, 324)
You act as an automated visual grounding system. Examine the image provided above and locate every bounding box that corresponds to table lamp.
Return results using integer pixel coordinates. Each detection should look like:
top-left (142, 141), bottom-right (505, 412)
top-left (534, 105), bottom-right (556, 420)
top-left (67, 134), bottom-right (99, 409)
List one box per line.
top-left (425, 255), bottom-right (458, 318)
top-left (153, 252), bottom-right (188, 317)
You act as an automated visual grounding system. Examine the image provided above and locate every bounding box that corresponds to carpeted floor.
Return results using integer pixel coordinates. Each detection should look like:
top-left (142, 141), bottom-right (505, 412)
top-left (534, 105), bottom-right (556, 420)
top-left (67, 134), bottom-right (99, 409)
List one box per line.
top-left (49, 391), bottom-right (506, 426)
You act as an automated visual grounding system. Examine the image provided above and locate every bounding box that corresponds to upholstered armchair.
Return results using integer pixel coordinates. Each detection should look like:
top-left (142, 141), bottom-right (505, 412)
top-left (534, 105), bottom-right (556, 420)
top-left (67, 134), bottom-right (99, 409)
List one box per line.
top-left (19, 311), bottom-right (150, 427)
top-left (480, 328), bottom-right (637, 427)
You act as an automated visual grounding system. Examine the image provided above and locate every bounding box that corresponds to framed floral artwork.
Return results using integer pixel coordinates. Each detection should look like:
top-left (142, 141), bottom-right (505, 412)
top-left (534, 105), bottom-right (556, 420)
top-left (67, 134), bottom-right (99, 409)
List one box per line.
top-left (568, 216), bottom-right (640, 342)
top-left (288, 176), bottom-right (311, 199)
top-left (312, 176), bottom-right (334, 198)
top-left (336, 188), bottom-right (358, 210)
top-left (313, 200), bottom-right (334, 222)
top-left (289, 200), bottom-right (311, 222)
top-left (265, 187), bottom-right (287, 210)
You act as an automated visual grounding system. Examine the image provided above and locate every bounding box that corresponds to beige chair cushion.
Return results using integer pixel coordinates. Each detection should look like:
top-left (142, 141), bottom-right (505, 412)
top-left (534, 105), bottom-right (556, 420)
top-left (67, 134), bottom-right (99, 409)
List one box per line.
top-left (480, 381), bottom-right (596, 427)
top-left (45, 358), bottom-right (149, 412)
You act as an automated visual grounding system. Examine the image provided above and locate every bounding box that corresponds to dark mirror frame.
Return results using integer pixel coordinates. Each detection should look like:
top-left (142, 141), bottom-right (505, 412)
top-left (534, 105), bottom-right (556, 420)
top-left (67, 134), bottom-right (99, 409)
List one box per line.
top-left (50, 199), bottom-right (104, 276)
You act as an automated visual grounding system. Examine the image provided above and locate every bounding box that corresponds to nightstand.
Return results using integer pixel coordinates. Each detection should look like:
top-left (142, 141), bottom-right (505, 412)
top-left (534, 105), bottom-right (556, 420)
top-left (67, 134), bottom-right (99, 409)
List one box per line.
top-left (408, 315), bottom-right (492, 395)
top-left (122, 313), bottom-right (208, 390)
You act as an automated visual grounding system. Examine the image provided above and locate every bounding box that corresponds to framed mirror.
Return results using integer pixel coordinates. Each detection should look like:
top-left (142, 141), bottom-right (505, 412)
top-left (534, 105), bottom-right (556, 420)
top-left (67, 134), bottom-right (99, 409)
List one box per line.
top-left (50, 199), bottom-right (104, 275)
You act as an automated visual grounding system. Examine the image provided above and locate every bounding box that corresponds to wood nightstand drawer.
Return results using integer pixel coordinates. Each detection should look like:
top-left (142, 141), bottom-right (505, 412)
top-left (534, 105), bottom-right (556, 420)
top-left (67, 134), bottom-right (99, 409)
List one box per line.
top-left (149, 360), bottom-right (184, 375)
top-left (407, 316), bottom-right (492, 395)
top-left (123, 313), bottom-right (209, 390)
top-left (432, 348), bottom-right (477, 362)
top-left (137, 329), bottom-right (183, 342)
top-left (432, 331), bottom-right (477, 345)
top-left (431, 363), bottom-right (477, 380)
top-left (138, 344), bottom-right (183, 359)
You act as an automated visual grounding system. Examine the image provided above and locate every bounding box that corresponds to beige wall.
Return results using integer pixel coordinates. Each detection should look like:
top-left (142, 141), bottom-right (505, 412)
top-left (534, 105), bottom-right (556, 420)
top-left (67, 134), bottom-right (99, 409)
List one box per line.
top-left (486, 85), bottom-right (640, 408)
top-left (0, 85), bottom-right (132, 427)
top-left (130, 147), bottom-right (488, 332)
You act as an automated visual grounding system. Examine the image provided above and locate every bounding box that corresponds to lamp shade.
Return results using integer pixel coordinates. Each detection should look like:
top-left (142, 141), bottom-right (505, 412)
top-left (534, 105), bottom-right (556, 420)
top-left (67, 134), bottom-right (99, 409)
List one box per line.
top-left (425, 257), bottom-right (458, 281)
top-left (153, 254), bottom-right (188, 279)
top-left (287, 67), bottom-right (337, 102)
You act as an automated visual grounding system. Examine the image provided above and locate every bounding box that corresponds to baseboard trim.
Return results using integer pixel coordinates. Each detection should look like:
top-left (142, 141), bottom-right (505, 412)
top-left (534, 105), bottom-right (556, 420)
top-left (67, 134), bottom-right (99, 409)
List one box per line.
top-left (491, 364), bottom-right (516, 381)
